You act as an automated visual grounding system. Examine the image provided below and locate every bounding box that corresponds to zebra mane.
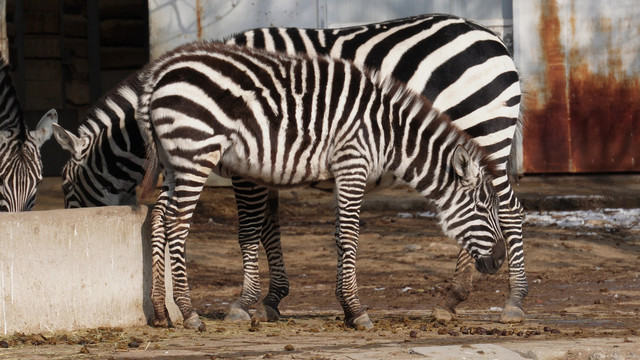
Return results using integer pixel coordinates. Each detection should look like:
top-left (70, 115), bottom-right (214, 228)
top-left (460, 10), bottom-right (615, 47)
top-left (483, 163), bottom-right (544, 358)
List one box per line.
top-left (368, 68), bottom-right (500, 179)
top-left (75, 71), bottom-right (142, 140)
top-left (0, 57), bottom-right (26, 140)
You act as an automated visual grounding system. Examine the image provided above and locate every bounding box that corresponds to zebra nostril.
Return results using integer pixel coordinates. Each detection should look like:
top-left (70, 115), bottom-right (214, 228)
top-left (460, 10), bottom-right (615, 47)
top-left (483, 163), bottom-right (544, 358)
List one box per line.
top-left (492, 238), bottom-right (506, 262)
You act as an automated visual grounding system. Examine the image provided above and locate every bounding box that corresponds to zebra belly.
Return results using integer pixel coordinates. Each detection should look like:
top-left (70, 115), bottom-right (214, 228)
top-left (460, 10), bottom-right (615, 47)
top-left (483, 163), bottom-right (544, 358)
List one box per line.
top-left (217, 144), bottom-right (335, 189)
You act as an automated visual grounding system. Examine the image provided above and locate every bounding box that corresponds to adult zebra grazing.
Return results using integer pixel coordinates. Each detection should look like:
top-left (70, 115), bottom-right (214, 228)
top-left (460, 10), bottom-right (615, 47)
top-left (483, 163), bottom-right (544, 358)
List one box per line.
top-left (0, 58), bottom-right (58, 211)
top-left (136, 41), bottom-right (507, 331)
top-left (51, 14), bottom-right (526, 324)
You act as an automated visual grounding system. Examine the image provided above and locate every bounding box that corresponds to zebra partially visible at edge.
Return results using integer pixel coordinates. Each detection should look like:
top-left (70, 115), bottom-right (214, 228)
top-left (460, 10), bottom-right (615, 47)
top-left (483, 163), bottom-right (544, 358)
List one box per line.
top-left (136, 41), bottom-right (507, 331)
top-left (0, 58), bottom-right (58, 211)
top-left (51, 14), bottom-right (527, 325)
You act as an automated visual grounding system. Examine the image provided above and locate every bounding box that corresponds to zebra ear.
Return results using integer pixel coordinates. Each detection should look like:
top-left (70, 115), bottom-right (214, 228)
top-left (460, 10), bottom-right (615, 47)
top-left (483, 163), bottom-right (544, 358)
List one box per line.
top-left (52, 122), bottom-right (84, 155)
top-left (30, 109), bottom-right (58, 147)
top-left (453, 145), bottom-right (480, 187)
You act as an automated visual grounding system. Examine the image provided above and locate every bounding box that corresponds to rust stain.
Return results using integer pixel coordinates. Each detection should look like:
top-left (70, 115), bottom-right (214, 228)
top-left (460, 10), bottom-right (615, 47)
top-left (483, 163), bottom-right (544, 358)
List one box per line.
top-left (524, 0), bottom-right (572, 173)
top-left (567, 20), bottom-right (640, 173)
top-left (524, 1), bottom-right (640, 173)
top-left (196, 0), bottom-right (203, 41)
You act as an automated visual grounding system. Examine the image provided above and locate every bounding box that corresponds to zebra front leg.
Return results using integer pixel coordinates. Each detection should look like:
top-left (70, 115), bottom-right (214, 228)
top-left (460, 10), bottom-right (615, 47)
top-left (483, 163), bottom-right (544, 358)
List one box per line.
top-left (226, 179), bottom-right (266, 321)
top-left (255, 189), bottom-right (289, 322)
top-left (164, 175), bottom-right (208, 331)
top-left (333, 171), bottom-right (372, 330)
top-left (498, 193), bottom-right (527, 323)
top-left (432, 248), bottom-right (474, 322)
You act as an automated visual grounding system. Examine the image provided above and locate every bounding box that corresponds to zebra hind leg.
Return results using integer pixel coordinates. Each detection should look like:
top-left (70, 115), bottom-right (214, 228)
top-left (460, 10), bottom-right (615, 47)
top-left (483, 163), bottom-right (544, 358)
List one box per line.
top-left (431, 248), bottom-right (474, 322)
top-left (255, 189), bottom-right (289, 322)
top-left (149, 185), bottom-right (173, 328)
top-left (164, 174), bottom-right (208, 331)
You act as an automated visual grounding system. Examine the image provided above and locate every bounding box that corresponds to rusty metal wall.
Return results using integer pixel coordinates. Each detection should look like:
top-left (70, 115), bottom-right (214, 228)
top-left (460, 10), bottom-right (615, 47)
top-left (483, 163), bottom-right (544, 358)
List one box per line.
top-left (513, 0), bottom-right (640, 173)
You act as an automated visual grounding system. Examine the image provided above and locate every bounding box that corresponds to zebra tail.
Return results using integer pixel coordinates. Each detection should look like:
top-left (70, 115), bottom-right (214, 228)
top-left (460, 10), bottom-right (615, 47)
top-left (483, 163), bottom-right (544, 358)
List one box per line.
top-left (507, 76), bottom-right (529, 179)
top-left (136, 69), bottom-right (162, 198)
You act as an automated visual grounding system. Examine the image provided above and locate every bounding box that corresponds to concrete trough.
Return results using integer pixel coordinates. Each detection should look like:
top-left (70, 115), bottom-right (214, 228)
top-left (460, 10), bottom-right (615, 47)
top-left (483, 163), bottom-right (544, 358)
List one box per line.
top-left (0, 206), bottom-right (180, 335)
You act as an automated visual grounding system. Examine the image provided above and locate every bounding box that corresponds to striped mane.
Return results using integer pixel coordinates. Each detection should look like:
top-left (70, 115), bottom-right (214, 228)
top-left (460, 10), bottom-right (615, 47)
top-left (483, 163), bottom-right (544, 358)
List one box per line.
top-left (369, 68), bottom-right (500, 179)
top-left (75, 72), bottom-right (142, 141)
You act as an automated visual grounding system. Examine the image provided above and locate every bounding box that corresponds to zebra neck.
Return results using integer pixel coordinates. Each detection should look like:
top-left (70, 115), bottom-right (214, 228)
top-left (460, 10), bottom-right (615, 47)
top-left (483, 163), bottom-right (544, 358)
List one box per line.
top-left (0, 68), bottom-right (26, 140)
top-left (389, 104), bottom-right (464, 202)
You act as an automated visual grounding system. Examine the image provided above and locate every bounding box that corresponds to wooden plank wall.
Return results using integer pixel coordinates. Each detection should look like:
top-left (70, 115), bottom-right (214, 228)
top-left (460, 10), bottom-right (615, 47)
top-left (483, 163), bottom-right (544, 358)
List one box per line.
top-left (5, 0), bottom-right (148, 176)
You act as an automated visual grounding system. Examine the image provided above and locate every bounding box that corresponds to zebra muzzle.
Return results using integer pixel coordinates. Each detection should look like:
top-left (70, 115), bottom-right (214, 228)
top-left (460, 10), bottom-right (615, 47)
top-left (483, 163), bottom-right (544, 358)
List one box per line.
top-left (475, 237), bottom-right (506, 275)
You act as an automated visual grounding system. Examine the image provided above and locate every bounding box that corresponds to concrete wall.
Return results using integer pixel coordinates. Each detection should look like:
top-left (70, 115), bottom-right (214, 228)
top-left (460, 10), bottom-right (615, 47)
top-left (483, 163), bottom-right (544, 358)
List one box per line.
top-left (0, 206), bottom-right (180, 335)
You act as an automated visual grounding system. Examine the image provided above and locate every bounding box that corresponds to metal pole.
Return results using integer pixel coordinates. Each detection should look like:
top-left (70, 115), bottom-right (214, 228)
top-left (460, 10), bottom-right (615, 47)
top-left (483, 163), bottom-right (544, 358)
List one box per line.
top-left (0, 0), bottom-right (8, 63)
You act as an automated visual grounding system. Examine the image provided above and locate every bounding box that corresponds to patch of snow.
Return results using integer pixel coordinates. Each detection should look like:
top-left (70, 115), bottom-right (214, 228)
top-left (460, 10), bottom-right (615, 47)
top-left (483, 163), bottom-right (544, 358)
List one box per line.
top-left (417, 211), bottom-right (436, 218)
top-left (544, 195), bottom-right (607, 200)
top-left (524, 208), bottom-right (640, 231)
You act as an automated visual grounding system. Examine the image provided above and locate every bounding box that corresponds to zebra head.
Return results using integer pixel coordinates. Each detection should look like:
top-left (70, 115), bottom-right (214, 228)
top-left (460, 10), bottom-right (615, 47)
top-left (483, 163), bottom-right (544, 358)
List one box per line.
top-left (0, 109), bottom-right (58, 211)
top-left (438, 145), bottom-right (506, 275)
top-left (51, 123), bottom-right (139, 208)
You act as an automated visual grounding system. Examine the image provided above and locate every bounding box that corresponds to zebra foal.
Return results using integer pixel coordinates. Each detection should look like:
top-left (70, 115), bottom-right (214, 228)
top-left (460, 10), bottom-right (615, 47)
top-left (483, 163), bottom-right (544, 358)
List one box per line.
top-left (136, 42), bottom-right (506, 330)
top-left (0, 58), bottom-right (58, 211)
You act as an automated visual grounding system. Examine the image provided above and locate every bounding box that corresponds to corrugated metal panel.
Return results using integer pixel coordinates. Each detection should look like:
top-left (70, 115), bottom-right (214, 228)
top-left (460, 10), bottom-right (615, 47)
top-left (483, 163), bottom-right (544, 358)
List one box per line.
top-left (513, 0), bottom-right (640, 173)
top-left (149, 0), bottom-right (512, 58)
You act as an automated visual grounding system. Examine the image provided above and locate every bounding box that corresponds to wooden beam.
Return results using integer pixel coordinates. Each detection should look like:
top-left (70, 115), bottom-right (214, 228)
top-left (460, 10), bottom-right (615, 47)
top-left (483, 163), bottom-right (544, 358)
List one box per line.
top-left (87, 0), bottom-right (100, 104)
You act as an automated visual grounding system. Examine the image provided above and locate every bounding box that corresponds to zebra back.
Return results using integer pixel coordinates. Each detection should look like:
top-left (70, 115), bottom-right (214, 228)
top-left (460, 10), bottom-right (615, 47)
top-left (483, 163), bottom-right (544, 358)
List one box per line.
top-left (138, 42), bottom-right (496, 197)
top-left (226, 14), bottom-right (520, 167)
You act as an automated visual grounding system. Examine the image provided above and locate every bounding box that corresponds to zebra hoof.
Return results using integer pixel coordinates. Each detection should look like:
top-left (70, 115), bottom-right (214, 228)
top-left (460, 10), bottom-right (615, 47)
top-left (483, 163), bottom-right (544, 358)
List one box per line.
top-left (499, 305), bottom-right (525, 323)
top-left (255, 303), bottom-right (280, 322)
top-left (183, 313), bottom-right (206, 331)
top-left (349, 314), bottom-right (373, 330)
top-left (225, 306), bottom-right (251, 322)
top-left (152, 317), bottom-right (171, 328)
top-left (431, 305), bottom-right (456, 323)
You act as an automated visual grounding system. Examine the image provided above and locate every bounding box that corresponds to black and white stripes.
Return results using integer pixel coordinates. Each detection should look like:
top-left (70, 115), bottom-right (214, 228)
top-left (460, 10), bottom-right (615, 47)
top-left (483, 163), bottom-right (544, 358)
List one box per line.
top-left (0, 59), bottom-right (57, 212)
top-left (137, 42), bottom-right (506, 330)
top-left (52, 73), bottom-right (144, 208)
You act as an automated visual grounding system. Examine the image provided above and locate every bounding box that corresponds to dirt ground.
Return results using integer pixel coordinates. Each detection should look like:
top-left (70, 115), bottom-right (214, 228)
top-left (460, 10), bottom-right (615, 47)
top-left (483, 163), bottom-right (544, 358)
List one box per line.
top-left (1, 176), bottom-right (639, 359)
